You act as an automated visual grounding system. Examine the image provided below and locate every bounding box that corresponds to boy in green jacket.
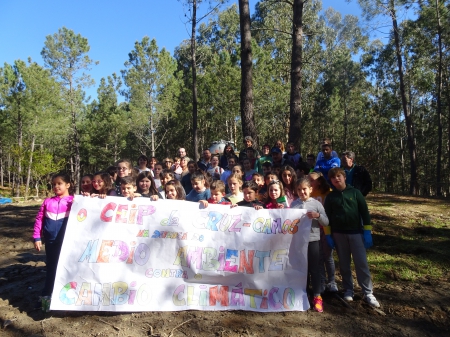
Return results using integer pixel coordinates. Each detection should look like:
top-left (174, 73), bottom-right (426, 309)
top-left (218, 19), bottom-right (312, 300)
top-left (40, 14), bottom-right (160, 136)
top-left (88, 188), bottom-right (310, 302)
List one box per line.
top-left (324, 167), bottom-right (380, 308)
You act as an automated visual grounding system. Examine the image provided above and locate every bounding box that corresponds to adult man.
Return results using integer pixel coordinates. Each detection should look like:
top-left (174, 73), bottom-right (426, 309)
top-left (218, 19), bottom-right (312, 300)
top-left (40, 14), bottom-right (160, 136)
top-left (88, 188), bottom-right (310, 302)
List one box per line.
top-left (316, 138), bottom-right (338, 162)
top-left (239, 136), bottom-right (260, 162)
top-left (271, 147), bottom-right (294, 168)
top-left (197, 149), bottom-right (212, 172)
top-left (177, 148), bottom-right (191, 163)
top-left (341, 151), bottom-right (372, 196)
top-left (314, 143), bottom-right (340, 182)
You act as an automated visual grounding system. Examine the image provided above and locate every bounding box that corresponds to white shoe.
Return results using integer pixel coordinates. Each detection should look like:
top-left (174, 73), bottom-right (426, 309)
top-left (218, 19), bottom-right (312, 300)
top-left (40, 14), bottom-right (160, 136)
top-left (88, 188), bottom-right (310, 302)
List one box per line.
top-left (363, 294), bottom-right (380, 308)
top-left (343, 290), bottom-right (353, 301)
top-left (327, 282), bottom-right (338, 292)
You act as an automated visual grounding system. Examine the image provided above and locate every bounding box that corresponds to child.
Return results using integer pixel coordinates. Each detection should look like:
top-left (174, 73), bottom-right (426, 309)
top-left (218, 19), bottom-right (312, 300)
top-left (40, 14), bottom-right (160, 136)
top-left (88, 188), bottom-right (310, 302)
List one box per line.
top-left (136, 171), bottom-right (161, 200)
top-left (158, 169), bottom-right (176, 199)
top-left (226, 173), bottom-right (244, 204)
top-left (243, 159), bottom-right (256, 181)
top-left (91, 172), bottom-right (117, 198)
top-left (120, 176), bottom-right (138, 199)
top-left (80, 174), bottom-right (93, 194)
top-left (163, 158), bottom-right (173, 170)
top-left (107, 166), bottom-right (117, 185)
top-left (280, 165), bottom-right (297, 206)
top-left (324, 167), bottom-right (380, 308)
top-left (115, 159), bottom-right (133, 196)
top-left (245, 147), bottom-right (257, 169)
top-left (149, 157), bottom-right (158, 173)
top-left (264, 180), bottom-right (288, 209)
top-left (207, 155), bottom-right (224, 181)
top-left (181, 161), bottom-right (198, 194)
top-left (261, 161), bottom-right (272, 176)
top-left (255, 144), bottom-right (273, 173)
top-left (137, 155), bottom-right (151, 173)
top-left (186, 171), bottom-right (211, 202)
top-left (309, 171), bottom-right (337, 293)
top-left (199, 180), bottom-right (231, 207)
top-left (259, 172), bottom-right (278, 200)
top-left (165, 180), bottom-right (186, 200)
top-left (251, 172), bottom-right (265, 200)
top-left (220, 156), bottom-right (237, 184)
top-left (153, 163), bottom-right (164, 189)
top-left (231, 164), bottom-right (244, 180)
top-left (236, 181), bottom-right (265, 209)
top-left (33, 172), bottom-right (74, 302)
top-left (290, 177), bottom-right (329, 312)
top-left (283, 142), bottom-right (302, 168)
top-left (172, 157), bottom-right (183, 180)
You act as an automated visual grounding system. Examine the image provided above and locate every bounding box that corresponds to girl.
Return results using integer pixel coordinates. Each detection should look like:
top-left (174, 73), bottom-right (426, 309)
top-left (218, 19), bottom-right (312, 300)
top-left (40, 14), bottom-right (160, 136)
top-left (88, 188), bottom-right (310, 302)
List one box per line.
top-left (280, 165), bottom-right (298, 206)
top-left (172, 157), bottom-right (183, 180)
top-left (137, 155), bottom-right (151, 173)
top-left (274, 140), bottom-right (286, 154)
top-left (255, 144), bottom-right (272, 173)
top-left (231, 164), bottom-right (244, 181)
top-left (226, 173), bottom-right (244, 204)
top-left (158, 169), bottom-right (176, 199)
top-left (165, 180), bottom-right (186, 200)
top-left (153, 163), bottom-right (164, 189)
top-left (136, 171), bottom-right (161, 200)
top-left (91, 172), bottom-right (116, 198)
top-left (163, 158), bottom-right (173, 170)
top-left (290, 177), bottom-right (329, 312)
top-left (180, 157), bottom-right (189, 179)
top-left (220, 143), bottom-right (235, 169)
top-left (186, 171), bottom-right (211, 202)
top-left (80, 174), bottom-right (93, 194)
top-left (33, 172), bottom-right (74, 301)
top-left (115, 159), bottom-right (133, 196)
top-left (243, 159), bottom-right (256, 181)
top-left (149, 157), bottom-right (158, 174)
top-left (207, 155), bottom-right (224, 180)
top-left (264, 180), bottom-right (288, 209)
top-left (309, 171), bottom-right (337, 293)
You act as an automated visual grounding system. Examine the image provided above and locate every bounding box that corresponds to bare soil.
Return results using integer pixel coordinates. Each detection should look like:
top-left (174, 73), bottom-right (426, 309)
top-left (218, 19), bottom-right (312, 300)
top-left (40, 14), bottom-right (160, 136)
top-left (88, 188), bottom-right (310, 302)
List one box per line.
top-left (0, 194), bottom-right (449, 337)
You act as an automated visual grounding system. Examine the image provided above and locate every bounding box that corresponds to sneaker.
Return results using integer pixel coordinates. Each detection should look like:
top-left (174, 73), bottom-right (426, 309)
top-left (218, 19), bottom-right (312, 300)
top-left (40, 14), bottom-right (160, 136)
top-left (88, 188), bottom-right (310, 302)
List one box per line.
top-left (343, 290), bottom-right (353, 302)
top-left (363, 294), bottom-right (380, 308)
top-left (327, 282), bottom-right (338, 292)
top-left (313, 296), bottom-right (323, 312)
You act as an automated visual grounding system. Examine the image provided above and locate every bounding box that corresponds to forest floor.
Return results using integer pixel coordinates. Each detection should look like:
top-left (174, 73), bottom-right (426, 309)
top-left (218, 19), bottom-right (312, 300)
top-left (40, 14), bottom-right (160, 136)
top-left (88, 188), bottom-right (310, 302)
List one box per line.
top-left (0, 193), bottom-right (449, 337)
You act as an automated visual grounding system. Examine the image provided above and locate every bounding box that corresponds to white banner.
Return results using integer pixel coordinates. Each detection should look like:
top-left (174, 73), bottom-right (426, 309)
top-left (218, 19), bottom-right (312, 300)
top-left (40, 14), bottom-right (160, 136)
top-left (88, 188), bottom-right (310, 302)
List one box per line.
top-left (51, 195), bottom-right (311, 312)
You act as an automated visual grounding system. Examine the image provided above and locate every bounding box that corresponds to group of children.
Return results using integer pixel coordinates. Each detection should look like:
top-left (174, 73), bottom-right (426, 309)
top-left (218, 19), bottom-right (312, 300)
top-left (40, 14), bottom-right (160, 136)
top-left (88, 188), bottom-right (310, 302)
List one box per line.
top-left (32, 148), bottom-right (380, 312)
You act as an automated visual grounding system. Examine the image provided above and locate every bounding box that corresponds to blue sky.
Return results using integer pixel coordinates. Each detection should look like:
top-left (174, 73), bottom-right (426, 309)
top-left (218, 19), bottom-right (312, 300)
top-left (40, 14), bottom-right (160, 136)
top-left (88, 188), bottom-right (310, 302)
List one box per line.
top-left (0, 0), bottom-right (364, 101)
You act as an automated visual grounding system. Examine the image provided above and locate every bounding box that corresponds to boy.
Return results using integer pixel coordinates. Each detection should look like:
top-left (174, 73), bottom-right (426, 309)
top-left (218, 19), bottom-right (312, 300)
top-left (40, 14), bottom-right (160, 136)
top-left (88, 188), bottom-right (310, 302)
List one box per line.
top-left (261, 161), bottom-right (272, 176)
top-left (283, 142), bottom-right (302, 167)
top-left (245, 147), bottom-right (257, 168)
top-left (235, 181), bottom-right (265, 209)
top-left (199, 180), bottom-right (231, 207)
top-left (324, 168), bottom-right (380, 308)
top-left (251, 173), bottom-right (265, 201)
top-left (243, 158), bottom-right (257, 181)
top-left (120, 176), bottom-right (139, 199)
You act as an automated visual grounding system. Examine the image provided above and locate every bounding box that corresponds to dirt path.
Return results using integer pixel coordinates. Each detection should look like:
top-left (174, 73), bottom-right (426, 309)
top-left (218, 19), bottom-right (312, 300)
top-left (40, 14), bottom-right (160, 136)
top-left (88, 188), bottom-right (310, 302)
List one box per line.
top-left (0, 196), bottom-right (449, 336)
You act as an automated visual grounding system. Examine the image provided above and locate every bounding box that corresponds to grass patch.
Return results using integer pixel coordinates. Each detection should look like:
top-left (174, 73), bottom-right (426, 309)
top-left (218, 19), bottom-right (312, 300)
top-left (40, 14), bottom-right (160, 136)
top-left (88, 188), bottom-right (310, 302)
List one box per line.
top-left (366, 193), bottom-right (450, 284)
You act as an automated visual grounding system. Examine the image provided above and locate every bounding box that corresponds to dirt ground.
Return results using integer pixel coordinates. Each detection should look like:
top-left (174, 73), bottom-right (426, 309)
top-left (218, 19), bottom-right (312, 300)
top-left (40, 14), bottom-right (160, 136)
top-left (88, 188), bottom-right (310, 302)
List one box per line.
top-left (0, 194), bottom-right (449, 337)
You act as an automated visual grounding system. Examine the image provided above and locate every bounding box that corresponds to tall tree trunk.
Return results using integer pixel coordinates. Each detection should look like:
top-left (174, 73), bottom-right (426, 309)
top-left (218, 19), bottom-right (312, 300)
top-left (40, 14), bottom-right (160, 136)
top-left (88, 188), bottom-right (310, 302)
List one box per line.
top-left (390, 0), bottom-right (419, 194)
top-left (191, 0), bottom-right (200, 161)
top-left (435, 0), bottom-right (443, 196)
top-left (25, 134), bottom-right (36, 198)
top-left (15, 99), bottom-right (22, 198)
top-left (289, 0), bottom-right (304, 154)
top-left (239, 0), bottom-right (257, 147)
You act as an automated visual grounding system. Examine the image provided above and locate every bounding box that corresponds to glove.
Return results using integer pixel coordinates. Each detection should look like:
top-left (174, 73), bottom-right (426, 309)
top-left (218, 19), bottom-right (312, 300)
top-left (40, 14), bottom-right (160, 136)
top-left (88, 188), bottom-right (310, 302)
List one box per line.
top-left (363, 229), bottom-right (373, 249)
top-left (325, 235), bottom-right (335, 249)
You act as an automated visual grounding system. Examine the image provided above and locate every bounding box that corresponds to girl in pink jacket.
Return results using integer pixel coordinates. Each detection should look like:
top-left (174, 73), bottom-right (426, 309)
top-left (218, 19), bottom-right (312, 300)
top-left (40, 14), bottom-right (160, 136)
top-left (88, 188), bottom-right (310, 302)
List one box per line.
top-left (33, 172), bottom-right (74, 298)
